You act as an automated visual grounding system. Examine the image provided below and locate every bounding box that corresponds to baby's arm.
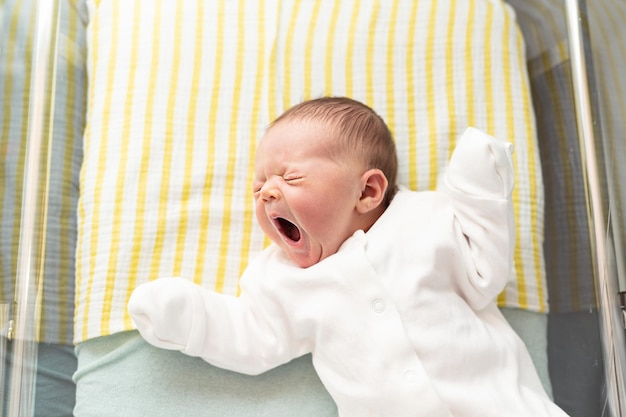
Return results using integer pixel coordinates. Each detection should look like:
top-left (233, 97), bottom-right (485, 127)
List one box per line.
top-left (439, 127), bottom-right (515, 310)
top-left (128, 275), bottom-right (299, 375)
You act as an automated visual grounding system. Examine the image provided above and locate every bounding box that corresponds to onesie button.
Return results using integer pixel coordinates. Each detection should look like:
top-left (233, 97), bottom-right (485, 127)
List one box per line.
top-left (372, 299), bottom-right (386, 313)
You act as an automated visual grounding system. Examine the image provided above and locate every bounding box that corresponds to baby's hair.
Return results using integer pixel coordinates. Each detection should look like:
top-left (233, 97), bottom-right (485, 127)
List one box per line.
top-left (271, 97), bottom-right (398, 207)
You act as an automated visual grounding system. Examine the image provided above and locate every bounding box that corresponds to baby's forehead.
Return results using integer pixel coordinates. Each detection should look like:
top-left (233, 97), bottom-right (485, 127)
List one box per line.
top-left (257, 121), bottom-right (352, 162)
top-left (261, 119), bottom-right (339, 145)
top-left (270, 117), bottom-right (336, 133)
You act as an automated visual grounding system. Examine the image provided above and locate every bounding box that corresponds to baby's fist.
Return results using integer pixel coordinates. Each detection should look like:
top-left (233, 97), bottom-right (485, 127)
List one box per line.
top-left (128, 277), bottom-right (207, 352)
top-left (445, 127), bottom-right (514, 199)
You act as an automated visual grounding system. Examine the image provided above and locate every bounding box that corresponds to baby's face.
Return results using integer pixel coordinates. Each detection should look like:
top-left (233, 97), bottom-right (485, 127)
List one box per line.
top-left (253, 120), bottom-right (365, 268)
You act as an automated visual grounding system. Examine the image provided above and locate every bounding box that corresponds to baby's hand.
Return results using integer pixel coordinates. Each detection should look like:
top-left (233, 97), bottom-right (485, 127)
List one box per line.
top-left (445, 127), bottom-right (514, 199)
top-left (128, 277), bottom-right (207, 352)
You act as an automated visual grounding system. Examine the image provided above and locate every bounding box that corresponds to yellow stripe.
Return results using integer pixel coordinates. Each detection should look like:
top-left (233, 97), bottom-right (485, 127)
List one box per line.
top-left (506, 8), bottom-right (527, 308)
top-left (19, 3), bottom-right (37, 298)
top-left (406, 0), bottom-right (419, 190)
top-left (483, 3), bottom-right (494, 134)
top-left (89, 0), bottom-right (121, 337)
top-left (464, 0), bottom-right (475, 127)
top-left (385, 0), bottom-right (400, 132)
top-left (268, 0), bottom-right (281, 121)
top-left (238, 0), bottom-right (266, 295)
top-left (365, 0), bottom-right (380, 106)
top-left (215, 0), bottom-right (247, 293)
top-left (323, 0), bottom-right (342, 96)
top-left (445, 0), bottom-right (457, 159)
top-left (99, 0), bottom-right (146, 332)
top-left (496, 10), bottom-right (545, 311)
top-left (263, 0), bottom-right (274, 248)
top-left (194, 0), bottom-right (224, 283)
top-left (77, 0), bottom-right (101, 341)
top-left (127, 1), bottom-right (162, 301)
top-left (103, 1), bottom-right (141, 334)
top-left (82, 2), bottom-right (98, 146)
top-left (173, 0), bottom-right (205, 277)
top-left (304, 0), bottom-right (322, 99)
top-left (345, 0), bottom-right (361, 98)
top-left (502, 17), bottom-right (524, 309)
top-left (111, 0), bottom-right (140, 331)
top-left (519, 22), bottom-right (546, 311)
top-left (496, 6), bottom-right (511, 307)
top-left (426, 0), bottom-right (438, 190)
top-left (283, 0), bottom-right (301, 109)
top-left (510, 9), bottom-right (548, 311)
top-left (149, 0), bottom-right (185, 279)
top-left (0, 0), bottom-right (30, 303)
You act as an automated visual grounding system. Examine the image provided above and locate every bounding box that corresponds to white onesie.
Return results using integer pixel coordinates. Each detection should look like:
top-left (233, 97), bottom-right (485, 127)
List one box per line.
top-left (129, 127), bottom-right (569, 417)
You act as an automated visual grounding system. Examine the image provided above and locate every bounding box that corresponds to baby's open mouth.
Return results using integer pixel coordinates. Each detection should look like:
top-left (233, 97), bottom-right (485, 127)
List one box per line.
top-left (276, 217), bottom-right (301, 242)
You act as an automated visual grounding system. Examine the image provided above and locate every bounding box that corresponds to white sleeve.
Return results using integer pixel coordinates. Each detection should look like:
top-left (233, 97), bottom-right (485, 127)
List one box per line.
top-left (439, 127), bottom-right (515, 310)
top-left (128, 266), bottom-right (303, 375)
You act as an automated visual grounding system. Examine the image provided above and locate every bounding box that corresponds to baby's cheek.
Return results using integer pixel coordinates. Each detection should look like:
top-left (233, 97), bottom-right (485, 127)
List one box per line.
top-left (254, 208), bottom-right (272, 237)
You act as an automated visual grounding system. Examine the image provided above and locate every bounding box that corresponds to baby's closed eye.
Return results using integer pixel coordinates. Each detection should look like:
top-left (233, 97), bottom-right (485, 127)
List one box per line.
top-left (252, 181), bottom-right (264, 195)
top-left (283, 174), bottom-right (303, 183)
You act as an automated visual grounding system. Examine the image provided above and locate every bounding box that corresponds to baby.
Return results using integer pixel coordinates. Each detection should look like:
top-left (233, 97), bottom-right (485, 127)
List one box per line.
top-left (129, 97), bottom-right (569, 417)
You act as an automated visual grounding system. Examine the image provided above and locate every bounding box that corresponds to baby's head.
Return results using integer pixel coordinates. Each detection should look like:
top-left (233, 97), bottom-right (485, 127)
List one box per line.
top-left (253, 97), bottom-right (398, 268)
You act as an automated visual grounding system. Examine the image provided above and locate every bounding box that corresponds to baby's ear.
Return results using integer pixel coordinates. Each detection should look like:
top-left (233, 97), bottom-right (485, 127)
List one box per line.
top-left (356, 169), bottom-right (388, 214)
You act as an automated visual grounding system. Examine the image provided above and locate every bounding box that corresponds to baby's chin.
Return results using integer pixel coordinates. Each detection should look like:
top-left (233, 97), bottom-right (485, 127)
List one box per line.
top-left (287, 253), bottom-right (320, 269)
top-left (285, 243), bottom-right (345, 269)
top-left (283, 245), bottom-right (325, 269)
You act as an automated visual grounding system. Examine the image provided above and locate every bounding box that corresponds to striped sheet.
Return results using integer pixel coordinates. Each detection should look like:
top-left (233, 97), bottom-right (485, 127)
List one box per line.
top-left (0, 0), bottom-right (87, 345)
top-left (76, 0), bottom-right (546, 344)
top-left (0, 0), bottom-right (33, 312)
top-left (511, 0), bottom-right (626, 313)
top-left (509, 0), bottom-right (593, 314)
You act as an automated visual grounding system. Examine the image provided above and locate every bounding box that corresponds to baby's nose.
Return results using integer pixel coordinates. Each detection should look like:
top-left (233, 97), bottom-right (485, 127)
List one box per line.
top-left (260, 181), bottom-right (280, 201)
